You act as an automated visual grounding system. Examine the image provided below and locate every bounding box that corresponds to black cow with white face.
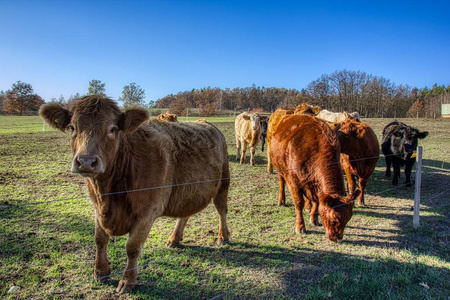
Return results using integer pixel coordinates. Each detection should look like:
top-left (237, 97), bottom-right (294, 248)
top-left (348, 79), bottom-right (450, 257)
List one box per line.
top-left (381, 121), bottom-right (429, 188)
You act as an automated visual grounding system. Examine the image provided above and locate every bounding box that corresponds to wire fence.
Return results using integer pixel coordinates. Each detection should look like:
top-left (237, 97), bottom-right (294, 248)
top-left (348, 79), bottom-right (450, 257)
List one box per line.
top-left (20, 171), bottom-right (448, 300)
top-left (1, 142), bottom-right (449, 298)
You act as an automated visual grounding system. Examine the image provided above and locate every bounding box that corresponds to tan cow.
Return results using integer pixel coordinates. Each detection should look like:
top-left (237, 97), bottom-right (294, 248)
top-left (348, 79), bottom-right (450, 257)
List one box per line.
top-left (316, 109), bottom-right (361, 123)
top-left (234, 112), bottom-right (268, 166)
top-left (39, 95), bottom-right (230, 294)
top-left (157, 112), bottom-right (178, 122)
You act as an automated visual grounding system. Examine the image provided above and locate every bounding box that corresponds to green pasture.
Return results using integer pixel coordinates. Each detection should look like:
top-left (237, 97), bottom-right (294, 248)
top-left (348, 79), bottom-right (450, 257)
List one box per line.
top-left (0, 115), bottom-right (449, 299)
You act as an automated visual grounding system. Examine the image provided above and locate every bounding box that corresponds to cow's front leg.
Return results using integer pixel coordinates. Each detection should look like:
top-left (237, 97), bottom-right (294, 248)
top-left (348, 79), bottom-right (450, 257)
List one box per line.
top-left (240, 142), bottom-right (248, 164)
top-left (94, 218), bottom-right (111, 281)
top-left (392, 163), bottom-right (401, 187)
top-left (385, 156), bottom-right (391, 178)
top-left (116, 219), bottom-right (155, 294)
top-left (250, 145), bottom-right (256, 166)
top-left (404, 161), bottom-right (414, 189)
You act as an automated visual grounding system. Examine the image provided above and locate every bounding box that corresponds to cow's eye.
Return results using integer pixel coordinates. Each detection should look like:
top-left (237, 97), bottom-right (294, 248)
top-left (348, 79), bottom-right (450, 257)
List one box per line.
top-left (108, 125), bottom-right (118, 138)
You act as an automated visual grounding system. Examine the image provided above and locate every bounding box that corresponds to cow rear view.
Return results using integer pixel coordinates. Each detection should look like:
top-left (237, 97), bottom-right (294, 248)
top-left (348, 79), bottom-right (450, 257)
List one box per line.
top-left (39, 95), bottom-right (230, 294)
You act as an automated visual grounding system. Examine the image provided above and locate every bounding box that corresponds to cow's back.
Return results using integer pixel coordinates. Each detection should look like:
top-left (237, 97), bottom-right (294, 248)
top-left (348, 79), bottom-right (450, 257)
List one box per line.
top-left (131, 120), bottom-right (229, 217)
top-left (271, 114), bottom-right (344, 195)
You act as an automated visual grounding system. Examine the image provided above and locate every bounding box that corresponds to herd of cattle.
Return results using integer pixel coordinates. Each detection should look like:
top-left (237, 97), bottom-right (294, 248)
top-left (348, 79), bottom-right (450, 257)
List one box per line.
top-left (38, 95), bottom-right (428, 293)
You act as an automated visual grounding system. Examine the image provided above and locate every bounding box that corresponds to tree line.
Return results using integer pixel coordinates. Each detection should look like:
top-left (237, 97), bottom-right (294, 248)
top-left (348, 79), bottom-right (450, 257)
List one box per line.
top-left (0, 80), bottom-right (146, 115)
top-left (1, 69), bottom-right (449, 117)
top-left (157, 69), bottom-right (450, 118)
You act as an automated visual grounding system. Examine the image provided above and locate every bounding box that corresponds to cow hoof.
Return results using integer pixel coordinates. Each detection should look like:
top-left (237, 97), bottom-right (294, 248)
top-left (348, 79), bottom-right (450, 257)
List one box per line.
top-left (217, 239), bottom-right (230, 246)
top-left (295, 227), bottom-right (306, 234)
top-left (166, 241), bottom-right (181, 248)
top-left (95, 267), bottom-right (111, 282)
top-left (310, 220), bottom-right (319, 226)
top-left (358, 202), bottom-right (366, 207)
top-left (115, 279), bottom-right (135, 294)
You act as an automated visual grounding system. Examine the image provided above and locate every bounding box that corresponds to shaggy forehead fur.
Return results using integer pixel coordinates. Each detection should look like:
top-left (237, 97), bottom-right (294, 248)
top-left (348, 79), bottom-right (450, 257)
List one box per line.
top-left (71, 95), bottom-right (121, 116)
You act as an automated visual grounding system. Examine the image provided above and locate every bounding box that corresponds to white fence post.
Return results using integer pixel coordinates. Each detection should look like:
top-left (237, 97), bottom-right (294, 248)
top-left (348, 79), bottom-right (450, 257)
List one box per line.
top-left (413, 146), bottom-right (423, 229)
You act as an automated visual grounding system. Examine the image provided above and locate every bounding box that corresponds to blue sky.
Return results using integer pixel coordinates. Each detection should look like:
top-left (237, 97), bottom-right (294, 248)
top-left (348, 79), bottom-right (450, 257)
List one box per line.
top-left (1, 0), bottom-right (449, 103)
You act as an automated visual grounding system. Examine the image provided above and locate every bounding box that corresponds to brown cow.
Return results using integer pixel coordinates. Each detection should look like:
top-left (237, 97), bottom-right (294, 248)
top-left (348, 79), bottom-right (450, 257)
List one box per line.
top-left (270, 114), bottom-right (359, 241)
top-left (234, 112), bottom-right (268, 165)
top-left (39, 95), bottom-right (230, 294)
top-left (266, 103), bottom-right (320, 173)
top-left (157, 112), bottom-right (178, 122)
top-left (266, 108), bottom-right (294, 173)
top-left (334, 119), bottom-right (379, 206)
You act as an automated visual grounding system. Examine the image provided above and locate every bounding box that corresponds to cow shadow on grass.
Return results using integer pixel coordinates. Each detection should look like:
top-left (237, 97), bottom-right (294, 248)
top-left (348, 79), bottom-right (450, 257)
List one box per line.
top-left (103, 239), bottom-right (450, 299)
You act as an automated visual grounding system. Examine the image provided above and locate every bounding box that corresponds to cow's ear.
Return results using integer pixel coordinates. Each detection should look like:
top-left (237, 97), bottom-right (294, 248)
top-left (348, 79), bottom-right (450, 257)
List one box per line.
top-left (242, 115), bottom-right (251, 120)
top-left (345, 190), bottom-right (360, 205)
top-left (313, 106), bottom-right (321, 115)
top-left (418, 131), bottom-right (429, 139)
top-left (39, 103), bottom-right (72, 132)
top-left (119, 108), bottom-right (149, 134)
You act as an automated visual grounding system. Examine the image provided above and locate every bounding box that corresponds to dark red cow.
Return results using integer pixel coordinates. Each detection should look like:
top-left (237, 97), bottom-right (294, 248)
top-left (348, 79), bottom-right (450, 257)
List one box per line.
top-left (39, 95), bottom-right (230, 293)
top-left (335, 119), bottom-right (379, 206)
top-left (270, 114), bottom-right (359, 241)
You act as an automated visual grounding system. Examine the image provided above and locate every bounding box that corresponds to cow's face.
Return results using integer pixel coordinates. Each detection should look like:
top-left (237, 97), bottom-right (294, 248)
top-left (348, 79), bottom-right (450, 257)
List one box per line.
top-left (243, 114), bottom-right (267, 131)
top-left (319, 191), bottom-right (359, 242)
top-left (39, 96), bottom-right (149, 178)
top-left (392, 126), bottom-right (429, 159)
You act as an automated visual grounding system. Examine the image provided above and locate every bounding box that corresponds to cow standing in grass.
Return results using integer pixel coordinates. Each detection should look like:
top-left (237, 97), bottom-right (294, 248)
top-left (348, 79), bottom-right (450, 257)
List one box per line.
top-left (382, 121), bottom-right (428, 188)
top-left (270, 114), bottom-right (359, 241)
top-left (234, 112), bottom-right (267, 166)
top-left (39, 95), bottom-right (230, 294)
top-left (334, 119), bottom-right (379, 206)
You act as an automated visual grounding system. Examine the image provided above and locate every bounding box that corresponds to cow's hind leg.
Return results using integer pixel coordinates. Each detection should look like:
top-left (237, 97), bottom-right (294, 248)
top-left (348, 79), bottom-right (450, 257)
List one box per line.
top-left (286, 183), bottom-right (307, 234)
top-left (358, 177), bottom-right (368, 206)
top-left (116, 218), bottom-right (156, 294)
top-left (213, 177), bottom-right (230, 245)
top-left (167, 217), bottom-right (190, 247)
top-left (277, 173), bottom-right (287, 206)
top-left (94, 218), bottom-right (111, 281)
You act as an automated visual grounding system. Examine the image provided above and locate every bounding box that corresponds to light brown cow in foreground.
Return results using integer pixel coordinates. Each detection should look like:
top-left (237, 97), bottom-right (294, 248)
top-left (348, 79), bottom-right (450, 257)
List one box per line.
top-left (39, 95), bottom-right (230, 294)
top-left (270, 114), bottom-right (359, 241)
top-left (334, 119), bottom-right (379, 206)
top-left (157, 112), bottom-right (178, 122)
top-left (234, 112), bottom-right (268, 166)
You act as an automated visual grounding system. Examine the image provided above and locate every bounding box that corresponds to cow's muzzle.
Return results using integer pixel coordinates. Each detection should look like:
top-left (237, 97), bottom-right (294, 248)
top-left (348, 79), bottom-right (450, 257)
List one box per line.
top-left (72, 155), bottom-right (104, 176)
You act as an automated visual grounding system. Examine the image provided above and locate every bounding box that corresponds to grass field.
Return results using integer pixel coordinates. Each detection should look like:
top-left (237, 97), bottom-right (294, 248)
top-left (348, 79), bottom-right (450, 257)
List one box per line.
top-left (0, 115), bottom-right (449, 299)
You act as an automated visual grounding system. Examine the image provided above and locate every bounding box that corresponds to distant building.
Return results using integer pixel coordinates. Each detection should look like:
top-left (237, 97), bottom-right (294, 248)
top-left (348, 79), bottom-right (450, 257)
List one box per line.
top-left (442, 104), bottom-right (450, 119)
